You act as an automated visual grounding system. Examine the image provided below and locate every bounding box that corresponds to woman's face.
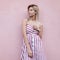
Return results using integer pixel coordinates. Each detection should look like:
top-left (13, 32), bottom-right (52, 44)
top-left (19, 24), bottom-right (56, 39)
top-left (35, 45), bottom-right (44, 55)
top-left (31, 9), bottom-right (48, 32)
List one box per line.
top-left (28, 7), bottom-right (36, 17)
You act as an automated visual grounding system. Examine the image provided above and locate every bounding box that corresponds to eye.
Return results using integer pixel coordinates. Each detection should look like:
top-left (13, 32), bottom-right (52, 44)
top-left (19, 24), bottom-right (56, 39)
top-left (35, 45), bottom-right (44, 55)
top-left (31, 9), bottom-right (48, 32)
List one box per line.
top-left (30, 9), bottom-right (33, 11)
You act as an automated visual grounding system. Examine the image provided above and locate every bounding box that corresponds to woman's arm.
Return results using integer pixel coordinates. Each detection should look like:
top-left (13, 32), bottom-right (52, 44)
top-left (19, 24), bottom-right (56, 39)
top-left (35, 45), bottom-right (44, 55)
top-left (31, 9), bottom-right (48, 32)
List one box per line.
top-left (38, 24), bottom-right (43, 39)
top-left (22, 19), bottom-right (31, 50)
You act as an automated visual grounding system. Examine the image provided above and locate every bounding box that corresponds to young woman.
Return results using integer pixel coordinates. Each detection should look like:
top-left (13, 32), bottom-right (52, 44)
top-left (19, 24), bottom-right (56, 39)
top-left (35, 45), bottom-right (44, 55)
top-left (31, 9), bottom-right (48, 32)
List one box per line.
top-left (20, 4), bottom-right (46, 60)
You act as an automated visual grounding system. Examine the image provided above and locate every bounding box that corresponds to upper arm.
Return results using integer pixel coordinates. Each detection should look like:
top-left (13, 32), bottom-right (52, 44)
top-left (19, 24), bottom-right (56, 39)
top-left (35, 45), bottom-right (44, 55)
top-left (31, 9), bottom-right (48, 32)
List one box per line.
top-left (38, 23), bottom-right (43, 39)
top-left (39, 23), bottom-right (43, 32)
top-left (22, 19), bottom-right (27, 36)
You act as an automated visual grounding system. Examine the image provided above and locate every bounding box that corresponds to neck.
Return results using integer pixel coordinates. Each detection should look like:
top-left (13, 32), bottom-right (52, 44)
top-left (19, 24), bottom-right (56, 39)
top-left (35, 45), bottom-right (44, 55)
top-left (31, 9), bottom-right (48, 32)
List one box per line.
top-left (29, 15), bottom-right (36, 21)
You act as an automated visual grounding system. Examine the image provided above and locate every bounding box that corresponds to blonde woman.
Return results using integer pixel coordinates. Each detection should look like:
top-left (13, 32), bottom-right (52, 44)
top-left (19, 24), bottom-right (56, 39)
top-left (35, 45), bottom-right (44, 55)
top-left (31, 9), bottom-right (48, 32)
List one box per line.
top-left (20, 4), bottom-right (46, 60)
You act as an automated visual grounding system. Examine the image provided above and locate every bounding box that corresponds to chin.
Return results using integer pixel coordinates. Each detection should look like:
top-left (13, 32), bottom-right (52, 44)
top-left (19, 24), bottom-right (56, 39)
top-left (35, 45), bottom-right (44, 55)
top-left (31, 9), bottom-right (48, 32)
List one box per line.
top-left (29, 15), bottom-right (33, 17)
top-left (29, 15), bottom-right (35, 17)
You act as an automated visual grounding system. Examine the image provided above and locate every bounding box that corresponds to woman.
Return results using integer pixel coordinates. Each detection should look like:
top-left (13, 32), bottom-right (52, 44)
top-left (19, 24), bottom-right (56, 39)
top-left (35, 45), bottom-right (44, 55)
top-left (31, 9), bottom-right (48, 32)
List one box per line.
top-left (20, 4), bottom-right (46, 60)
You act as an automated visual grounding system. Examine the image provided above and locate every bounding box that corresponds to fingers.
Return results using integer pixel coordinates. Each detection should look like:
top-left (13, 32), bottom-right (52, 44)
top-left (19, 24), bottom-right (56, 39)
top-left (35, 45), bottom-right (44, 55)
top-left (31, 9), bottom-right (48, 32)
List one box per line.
top-left (28, 50), bottom-right (33, 58)
top-left (28, 53), bottom-right (33, 58)
top-left (33, 25), bottom-right (37, 30)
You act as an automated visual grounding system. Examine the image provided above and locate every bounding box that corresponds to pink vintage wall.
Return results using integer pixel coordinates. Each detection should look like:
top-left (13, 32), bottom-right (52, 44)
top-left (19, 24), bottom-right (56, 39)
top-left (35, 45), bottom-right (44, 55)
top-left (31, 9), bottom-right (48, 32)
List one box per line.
top-left (0, 0), bottom-right (60, 60)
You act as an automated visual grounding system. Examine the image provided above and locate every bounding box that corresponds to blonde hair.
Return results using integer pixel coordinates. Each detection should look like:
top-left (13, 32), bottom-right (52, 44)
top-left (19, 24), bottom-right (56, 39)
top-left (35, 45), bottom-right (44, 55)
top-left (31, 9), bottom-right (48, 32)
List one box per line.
top-left (27, 4), bottom-right (39, 20)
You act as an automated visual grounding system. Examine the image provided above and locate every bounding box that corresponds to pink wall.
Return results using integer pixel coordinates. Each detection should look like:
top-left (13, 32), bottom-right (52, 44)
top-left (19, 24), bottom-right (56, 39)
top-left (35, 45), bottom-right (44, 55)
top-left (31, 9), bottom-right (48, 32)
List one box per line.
top-left (0, 0), bottom-right (60, 60)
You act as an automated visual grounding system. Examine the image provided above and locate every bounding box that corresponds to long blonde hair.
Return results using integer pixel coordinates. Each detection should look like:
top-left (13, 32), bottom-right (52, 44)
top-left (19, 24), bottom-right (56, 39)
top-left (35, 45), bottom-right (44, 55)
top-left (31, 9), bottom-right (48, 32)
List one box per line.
top-left (27, 4), bottom-right (39, 21)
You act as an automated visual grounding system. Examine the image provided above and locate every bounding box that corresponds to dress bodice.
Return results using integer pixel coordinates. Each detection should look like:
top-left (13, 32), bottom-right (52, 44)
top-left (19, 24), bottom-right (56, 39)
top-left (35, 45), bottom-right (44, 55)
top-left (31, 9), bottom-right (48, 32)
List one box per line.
top-left (26, 23), bottom-right (39, 34)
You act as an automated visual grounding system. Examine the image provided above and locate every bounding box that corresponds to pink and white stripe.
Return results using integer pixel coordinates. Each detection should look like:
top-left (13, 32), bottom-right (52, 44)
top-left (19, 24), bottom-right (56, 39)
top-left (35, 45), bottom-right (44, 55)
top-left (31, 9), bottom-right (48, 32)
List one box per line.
top-left (20, 23), bottom-right (47, 60)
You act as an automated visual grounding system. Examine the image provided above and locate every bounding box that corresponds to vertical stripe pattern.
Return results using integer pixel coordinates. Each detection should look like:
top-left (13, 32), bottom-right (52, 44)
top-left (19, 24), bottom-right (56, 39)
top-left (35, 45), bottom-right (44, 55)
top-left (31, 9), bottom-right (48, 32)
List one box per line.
top-left (20, 23), bottom-right (47, 60)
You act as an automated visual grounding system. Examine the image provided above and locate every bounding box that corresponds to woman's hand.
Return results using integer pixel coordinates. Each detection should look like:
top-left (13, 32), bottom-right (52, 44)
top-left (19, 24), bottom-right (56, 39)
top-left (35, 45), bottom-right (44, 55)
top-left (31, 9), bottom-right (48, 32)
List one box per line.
top-left (33, 25), bottom-right (40, 32)
top-left (27, 48), bottom-right (33, 58)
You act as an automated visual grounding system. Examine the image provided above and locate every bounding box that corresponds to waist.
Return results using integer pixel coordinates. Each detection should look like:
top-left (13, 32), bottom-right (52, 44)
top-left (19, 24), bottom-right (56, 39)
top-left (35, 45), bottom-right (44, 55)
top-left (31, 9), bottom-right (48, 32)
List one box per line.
top-left (26, 32), bottom-right (38, 35)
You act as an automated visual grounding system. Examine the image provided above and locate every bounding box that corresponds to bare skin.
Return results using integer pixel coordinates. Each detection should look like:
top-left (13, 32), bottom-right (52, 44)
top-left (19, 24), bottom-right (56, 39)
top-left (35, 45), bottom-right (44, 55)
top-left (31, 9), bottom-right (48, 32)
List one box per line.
top-left (22, 6), bottom-right (43, 58)
top-left (22, 19), bottom-right (43, 58)
top-left (26, 19), bottom-right (43, 39)
top-left (22, 19), bottom-right (33, 58)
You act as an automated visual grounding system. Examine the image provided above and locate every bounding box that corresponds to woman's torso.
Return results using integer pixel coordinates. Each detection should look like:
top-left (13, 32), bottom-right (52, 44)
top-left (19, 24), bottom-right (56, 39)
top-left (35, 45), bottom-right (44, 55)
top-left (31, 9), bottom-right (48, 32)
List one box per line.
top-left (26, 20), bottom-right (39, 34)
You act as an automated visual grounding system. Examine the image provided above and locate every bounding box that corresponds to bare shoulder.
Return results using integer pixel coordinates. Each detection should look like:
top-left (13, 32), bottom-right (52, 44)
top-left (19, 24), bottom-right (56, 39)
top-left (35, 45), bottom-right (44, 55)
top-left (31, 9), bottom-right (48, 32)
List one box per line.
top-left (22, 19), bottom-right (27, 24)
top-left (37, 22), bottom-right (43, 30)
top-left (37, 21), bottom-right (43, 27)
top-left (22, 19), bottom-right (28, 27)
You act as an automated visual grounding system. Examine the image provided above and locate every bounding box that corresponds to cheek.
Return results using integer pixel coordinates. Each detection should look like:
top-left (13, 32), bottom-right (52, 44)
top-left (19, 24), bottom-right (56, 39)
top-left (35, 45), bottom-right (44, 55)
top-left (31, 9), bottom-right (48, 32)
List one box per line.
top-left (29, 11), bottom-right (35, 15)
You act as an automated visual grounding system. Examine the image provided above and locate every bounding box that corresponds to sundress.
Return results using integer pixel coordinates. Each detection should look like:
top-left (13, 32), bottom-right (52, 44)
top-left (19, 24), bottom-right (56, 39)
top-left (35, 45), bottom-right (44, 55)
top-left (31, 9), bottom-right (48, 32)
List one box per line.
top-left (20, 23), bottom-right (47, 60)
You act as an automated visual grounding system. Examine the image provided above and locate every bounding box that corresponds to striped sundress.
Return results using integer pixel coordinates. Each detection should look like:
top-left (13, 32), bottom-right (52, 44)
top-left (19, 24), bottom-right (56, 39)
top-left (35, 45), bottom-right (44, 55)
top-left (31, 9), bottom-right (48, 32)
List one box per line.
top-left (20, 23), bottom-right (47, 60)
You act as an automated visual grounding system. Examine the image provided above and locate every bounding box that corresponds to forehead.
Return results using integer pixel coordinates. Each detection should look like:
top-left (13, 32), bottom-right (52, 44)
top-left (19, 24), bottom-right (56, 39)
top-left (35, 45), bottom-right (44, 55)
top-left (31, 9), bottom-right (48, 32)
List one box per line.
top-left (29, 7), bottom-right (34, 10)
